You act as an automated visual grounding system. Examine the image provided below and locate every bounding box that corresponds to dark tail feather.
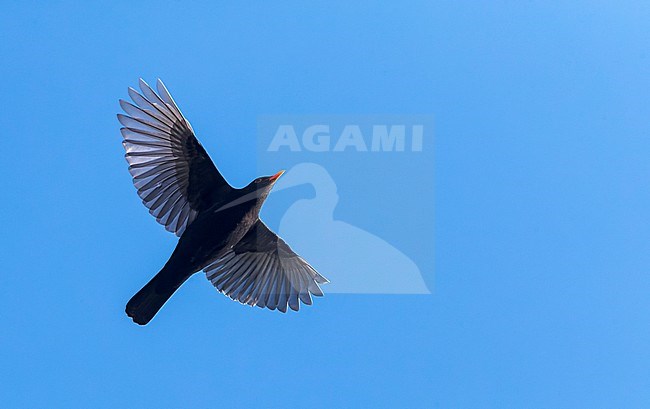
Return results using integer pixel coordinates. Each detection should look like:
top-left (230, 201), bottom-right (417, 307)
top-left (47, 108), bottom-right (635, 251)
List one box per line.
top-left (126, 268), bottom-right (190, 325)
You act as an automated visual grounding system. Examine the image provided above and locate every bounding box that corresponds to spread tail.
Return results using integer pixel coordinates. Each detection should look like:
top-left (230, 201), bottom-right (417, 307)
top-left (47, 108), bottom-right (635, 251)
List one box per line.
top-left (126, 267), bottom-right (191, 325)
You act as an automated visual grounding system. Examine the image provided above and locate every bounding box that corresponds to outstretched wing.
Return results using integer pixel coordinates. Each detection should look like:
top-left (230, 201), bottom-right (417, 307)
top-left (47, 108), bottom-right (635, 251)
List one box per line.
top-left (118, 79), bottom-right (233, 236)
top-left (204, 220), bottom-right (329, 312)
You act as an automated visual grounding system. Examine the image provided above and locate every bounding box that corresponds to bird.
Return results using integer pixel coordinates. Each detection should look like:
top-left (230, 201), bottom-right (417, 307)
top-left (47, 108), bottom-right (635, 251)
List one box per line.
top-left (117, 79), bottom-right (328, 325)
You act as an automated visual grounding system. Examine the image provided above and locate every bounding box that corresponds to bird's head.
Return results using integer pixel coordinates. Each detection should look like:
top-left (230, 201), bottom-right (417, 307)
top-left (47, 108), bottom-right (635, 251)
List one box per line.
top-left (243, 169), bottom-right (285, 200)
top-left (250, 169), bottom-right (285, 189)
top-left (214, 170), bottom-right (286, 213)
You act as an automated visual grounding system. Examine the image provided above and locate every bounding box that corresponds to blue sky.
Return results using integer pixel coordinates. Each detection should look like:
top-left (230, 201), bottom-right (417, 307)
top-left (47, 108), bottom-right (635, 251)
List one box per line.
top-left (1, 1), bottom-right (650, 408)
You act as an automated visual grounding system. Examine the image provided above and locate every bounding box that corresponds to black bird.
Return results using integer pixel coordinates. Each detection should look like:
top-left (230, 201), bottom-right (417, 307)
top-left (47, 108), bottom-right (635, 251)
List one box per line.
top-left (118, 79), bottom-right (328, 325)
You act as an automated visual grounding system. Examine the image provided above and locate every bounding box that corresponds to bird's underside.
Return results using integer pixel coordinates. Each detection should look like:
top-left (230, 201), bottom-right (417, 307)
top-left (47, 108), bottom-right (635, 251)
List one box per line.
top-left (118, 78), bottom-right (328, 324)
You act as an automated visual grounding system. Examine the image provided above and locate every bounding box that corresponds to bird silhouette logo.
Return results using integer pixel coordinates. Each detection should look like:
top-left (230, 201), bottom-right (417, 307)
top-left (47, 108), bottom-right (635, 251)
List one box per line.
top-left (274, 163), bottom-right (430, 294)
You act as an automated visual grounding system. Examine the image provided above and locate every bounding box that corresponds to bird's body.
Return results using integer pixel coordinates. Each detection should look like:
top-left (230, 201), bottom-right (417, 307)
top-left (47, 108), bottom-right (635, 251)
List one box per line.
top-left (125, 186), bottom-right (260, 324)
top-left (119, 79), bottom-right (327, 325)
top-left (170, 189), bottom-right (261, 272)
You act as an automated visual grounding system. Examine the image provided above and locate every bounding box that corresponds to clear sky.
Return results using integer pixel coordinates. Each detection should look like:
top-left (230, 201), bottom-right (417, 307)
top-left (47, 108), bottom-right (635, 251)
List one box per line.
top-left (1, 1), bottom-right (650, 408)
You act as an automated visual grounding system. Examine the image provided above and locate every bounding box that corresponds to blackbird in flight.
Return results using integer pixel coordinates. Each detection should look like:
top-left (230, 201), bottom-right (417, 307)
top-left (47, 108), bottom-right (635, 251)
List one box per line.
top-left (118, 79), bottom-right (328, 325)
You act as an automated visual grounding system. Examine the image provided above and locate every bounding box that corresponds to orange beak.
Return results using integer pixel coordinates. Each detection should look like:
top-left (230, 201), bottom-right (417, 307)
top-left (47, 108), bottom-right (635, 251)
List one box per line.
top-left (269, 170), bottom-right (285, 183)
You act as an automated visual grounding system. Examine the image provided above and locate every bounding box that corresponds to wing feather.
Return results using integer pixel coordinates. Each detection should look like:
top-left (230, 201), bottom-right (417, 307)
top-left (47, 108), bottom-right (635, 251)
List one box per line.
top-left (203, 220), bottom-right (328, 312)
top-left (118, 78), bottom-right (233, 236)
